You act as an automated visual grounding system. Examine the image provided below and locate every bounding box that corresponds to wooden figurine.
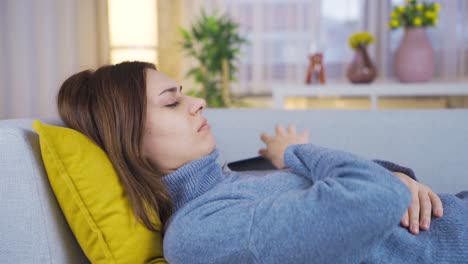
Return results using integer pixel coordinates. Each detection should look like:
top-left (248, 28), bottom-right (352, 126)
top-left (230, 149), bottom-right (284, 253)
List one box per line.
top-left (305, 52), bottom-right (326, 84)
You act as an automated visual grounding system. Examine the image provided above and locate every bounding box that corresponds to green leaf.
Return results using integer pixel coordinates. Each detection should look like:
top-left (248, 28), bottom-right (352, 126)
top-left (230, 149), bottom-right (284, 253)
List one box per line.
top-left (178, 8), bottom-right (248, 108)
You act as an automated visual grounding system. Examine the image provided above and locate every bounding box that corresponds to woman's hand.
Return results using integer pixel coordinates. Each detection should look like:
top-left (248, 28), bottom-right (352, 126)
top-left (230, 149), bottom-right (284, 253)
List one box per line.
top-left (394, 172), bottom-right (444, 235)
top-left (259, 124), bottom-right (309, 169)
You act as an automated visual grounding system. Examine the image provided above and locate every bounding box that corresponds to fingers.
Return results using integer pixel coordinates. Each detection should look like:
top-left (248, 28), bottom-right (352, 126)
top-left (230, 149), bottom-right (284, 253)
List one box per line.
top-left (275, 125), bottom-right (286, 136)
top-left (287, 124), bottom-right (296, 135)
top-left (277, 124), bottom-right (306, 136)
top-left (419, 190), bottom-right (432, 231)
top-left (429, 191), bottom-right (444, 218)
top-left (400, 210), bottom-right (409, 227)
top-left (263, 124), bottom-right (309, 145)
top-left (260, 133), bottom-right (271, 143)
top-left (300, 128), bottom-right (310, 142)
top-left (258, 148), bottom-right (267, 157)
top-left (398, 176), bottom-right (443, 235)
top-left (408, 191), bottom-right (420, 234)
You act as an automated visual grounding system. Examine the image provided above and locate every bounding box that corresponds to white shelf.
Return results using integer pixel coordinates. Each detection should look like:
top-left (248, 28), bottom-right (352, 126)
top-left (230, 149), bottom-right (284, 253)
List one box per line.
top-left (272, 82), bottom-right (468, 109)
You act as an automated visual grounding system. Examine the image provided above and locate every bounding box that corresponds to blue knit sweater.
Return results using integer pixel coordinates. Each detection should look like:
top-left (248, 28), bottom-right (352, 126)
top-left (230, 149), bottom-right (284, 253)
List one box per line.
top-left (162, 144), bottom-right (468, 263)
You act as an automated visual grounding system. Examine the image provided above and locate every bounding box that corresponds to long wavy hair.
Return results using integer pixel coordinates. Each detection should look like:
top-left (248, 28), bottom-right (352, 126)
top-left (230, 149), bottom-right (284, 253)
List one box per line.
top-left (57, 61), bottom-right (173, 230)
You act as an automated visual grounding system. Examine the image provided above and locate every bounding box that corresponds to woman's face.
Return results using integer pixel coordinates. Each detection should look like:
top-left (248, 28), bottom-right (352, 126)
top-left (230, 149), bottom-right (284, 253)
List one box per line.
top-left (141, 69), bottom-right (216, 174)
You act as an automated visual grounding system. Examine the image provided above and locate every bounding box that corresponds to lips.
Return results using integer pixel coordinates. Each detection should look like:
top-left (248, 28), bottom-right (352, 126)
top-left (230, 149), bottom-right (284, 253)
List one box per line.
top-left (198, 119), bottom-right (209, 132)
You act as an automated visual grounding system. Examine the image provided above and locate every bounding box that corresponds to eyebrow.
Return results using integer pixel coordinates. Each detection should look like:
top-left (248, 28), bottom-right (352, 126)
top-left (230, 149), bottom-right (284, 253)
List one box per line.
top-left (159, 85), bottom-right (183, 96)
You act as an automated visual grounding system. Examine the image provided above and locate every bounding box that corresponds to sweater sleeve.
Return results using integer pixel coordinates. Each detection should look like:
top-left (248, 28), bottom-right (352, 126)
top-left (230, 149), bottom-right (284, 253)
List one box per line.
top-left (283, 144), bottom-right (417, 182)
top-left (249, 144), bottom-right (412, 263)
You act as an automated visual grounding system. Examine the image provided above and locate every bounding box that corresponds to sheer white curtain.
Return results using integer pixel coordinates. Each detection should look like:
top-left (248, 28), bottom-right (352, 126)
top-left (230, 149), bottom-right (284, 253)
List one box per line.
top-left (181, 0), bottom-right (324, 95)
top-left (181, 0), bottom-right (468, 96)
top-left (0, 0), bottom-right (108, 119)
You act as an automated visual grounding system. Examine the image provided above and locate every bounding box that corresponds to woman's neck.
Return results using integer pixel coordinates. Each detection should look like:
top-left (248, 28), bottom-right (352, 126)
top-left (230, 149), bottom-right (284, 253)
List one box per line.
top-left (161, 149), bottom-right (226, 211)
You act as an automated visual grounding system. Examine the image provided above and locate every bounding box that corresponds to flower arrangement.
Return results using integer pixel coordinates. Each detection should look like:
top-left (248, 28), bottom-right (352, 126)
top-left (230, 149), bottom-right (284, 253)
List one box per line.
top-left (348, 32), bottom-right (375, 50)
top-left (389, 0), bottom-right (441, 30)
top-left (347, 31), bottom-right (377, 84)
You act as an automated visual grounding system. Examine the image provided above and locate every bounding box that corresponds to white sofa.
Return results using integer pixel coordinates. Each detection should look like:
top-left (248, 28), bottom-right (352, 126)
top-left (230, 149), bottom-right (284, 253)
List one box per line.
top-left (1, 109), bottom-right (467, 263)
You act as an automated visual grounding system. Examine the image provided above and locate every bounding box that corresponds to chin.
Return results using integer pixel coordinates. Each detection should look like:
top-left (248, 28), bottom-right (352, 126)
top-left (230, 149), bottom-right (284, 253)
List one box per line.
top-left (204, 142), bottom-right (217, 155)
top-left (201, 139), bottom-right (216, 156)
top-left (189, 136), bottom-right (216, 161)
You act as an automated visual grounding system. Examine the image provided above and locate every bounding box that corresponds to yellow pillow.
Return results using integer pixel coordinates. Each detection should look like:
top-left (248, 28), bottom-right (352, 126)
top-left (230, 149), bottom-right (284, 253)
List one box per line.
top-left (33, 120), bottom-right (166, 264)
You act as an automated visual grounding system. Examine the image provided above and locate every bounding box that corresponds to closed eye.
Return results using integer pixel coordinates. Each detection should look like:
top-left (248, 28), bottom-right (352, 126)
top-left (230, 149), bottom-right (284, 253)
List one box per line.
top-left (166, 102), bottom-right (179, 108)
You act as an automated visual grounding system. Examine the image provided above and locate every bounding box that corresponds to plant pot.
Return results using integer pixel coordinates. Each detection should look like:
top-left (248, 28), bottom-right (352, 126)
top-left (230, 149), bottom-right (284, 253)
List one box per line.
top-left (347, 44), bottom-right (377, 84)
top-left (394, 27), bottom-right (435, 83)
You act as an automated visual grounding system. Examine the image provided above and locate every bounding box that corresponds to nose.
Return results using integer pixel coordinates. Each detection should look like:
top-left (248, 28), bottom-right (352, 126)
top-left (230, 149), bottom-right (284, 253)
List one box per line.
top-left (190, 97), bottom-right (206, 115)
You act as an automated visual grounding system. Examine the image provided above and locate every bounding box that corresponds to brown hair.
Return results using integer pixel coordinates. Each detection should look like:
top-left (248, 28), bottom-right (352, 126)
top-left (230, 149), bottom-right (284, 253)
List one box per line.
top-left (57, 61), bottom-right (172, 231)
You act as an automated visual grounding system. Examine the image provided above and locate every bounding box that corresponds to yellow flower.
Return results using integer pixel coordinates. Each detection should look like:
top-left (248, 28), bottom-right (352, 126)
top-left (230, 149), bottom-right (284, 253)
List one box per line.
top-left (425, 11), bottom-right (436, 19)
top-left (413, 17), bottom-right (422, 26)
top-left (390, 19), bottom-right (400, 28)
top-left (349, 32), bottom-right (375, 49)
top-left (389, 1), bottom-right (440, 30)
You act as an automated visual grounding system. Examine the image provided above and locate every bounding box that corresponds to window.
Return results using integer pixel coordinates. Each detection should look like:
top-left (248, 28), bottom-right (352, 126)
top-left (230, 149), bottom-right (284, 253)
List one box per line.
top-left (107, 0), bottom-right (158, 64)
top-left (222, 0), bottom-right (364, 95)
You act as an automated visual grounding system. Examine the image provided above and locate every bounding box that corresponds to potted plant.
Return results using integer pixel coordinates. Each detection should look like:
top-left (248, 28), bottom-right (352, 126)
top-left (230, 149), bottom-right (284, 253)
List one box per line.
top-left (389, 0), bottom-right (441, 82)
top-left (347, 32), bottom-right (377, 84)
top-left (179, 11), bottom-right (247, 107)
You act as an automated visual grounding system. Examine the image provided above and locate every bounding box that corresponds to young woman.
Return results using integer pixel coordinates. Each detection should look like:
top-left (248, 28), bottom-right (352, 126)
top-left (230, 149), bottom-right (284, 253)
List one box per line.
top-left (57, 61), bottom-right (468, 263)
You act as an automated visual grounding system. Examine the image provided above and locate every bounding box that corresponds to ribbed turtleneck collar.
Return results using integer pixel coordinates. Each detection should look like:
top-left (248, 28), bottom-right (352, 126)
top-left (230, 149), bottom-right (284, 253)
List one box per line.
top-left (162, 149), bottom-right (225, 211)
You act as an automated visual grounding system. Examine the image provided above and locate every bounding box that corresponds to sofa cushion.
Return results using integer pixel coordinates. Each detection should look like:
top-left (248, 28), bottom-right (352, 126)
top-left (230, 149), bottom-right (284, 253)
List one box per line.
top-left (32, 120), bottom-right (166, 264)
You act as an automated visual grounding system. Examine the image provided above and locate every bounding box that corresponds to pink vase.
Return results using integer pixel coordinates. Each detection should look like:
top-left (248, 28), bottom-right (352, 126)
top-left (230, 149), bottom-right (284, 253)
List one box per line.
top-left (394, 27), bottom-right (435, 82)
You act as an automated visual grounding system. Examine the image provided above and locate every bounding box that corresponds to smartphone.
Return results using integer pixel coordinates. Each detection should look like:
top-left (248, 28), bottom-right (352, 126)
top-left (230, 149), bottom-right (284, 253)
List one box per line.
top-left (227, 156), bottom-right (277, 171)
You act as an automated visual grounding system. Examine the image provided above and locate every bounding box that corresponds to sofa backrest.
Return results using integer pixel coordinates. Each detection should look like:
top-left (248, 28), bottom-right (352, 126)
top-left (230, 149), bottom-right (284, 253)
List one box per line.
top-left (204, 109), bottom-right (468, 194)
top-left (0, 119), bottom-right (89, 263)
